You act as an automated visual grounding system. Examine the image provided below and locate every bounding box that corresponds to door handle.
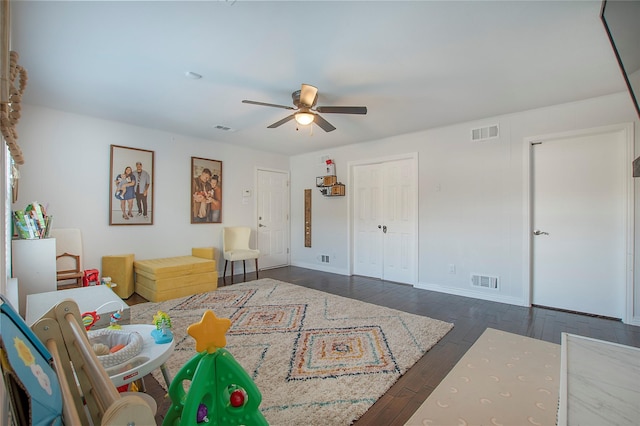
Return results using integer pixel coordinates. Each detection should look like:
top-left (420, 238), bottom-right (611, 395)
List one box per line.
top-left (382, 225), bottom-right (387, 233)
top-left (259, 223), bottom-right (266, 227)
top-left (533, 229), bottom-right (549, 236)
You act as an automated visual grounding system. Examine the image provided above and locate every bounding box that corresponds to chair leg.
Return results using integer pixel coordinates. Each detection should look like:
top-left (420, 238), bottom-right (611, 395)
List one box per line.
top-left (231, 261), bottom-right (234, 284)
top-left (255, 259), bottom-right (259, 280)
top-left (223, 260), bottom-right (228, 283)
top-left (243, 260), bottom-right (247, 281)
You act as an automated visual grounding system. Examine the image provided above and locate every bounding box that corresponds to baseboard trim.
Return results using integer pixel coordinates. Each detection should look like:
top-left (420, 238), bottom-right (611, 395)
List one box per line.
top-left (289, 261), bottom-right (349, 276)
top-left (416, 281), bottom-right (527, 307)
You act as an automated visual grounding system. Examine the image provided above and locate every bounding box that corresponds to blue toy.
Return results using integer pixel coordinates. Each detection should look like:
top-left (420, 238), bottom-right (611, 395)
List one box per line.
top-left (151, 310), bottom-right (174, 344)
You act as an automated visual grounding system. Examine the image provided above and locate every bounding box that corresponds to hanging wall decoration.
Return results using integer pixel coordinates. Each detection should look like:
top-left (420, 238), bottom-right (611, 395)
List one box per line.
top-left (191, 157), bottom-right (222, 224)
top-left (109, 145), bottom-right (154, 226)
top-left (0, 50), bottom-right (27, 164)
top-left (1, 0), bottom-right (26, 163)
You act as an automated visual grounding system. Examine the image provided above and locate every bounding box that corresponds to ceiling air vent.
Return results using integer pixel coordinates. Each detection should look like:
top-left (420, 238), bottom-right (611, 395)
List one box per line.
top-left (471, 124), bottom-right (499, 141)
top-left (213, 125), bottom-right (235, 132)
top-left (471, 274), bottom-right (499, 289)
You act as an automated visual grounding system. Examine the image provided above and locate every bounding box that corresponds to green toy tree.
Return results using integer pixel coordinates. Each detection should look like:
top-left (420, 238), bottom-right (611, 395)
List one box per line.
top-left (163, 310), bottom-right (268, 425)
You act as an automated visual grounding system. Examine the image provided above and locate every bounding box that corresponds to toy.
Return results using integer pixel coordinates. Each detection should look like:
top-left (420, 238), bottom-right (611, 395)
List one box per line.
top-left (81, 311), bottom-right (99, 331)
top-left (151, 310), bottom-right (173, 344)
top-left (163, 310), bottom-right (268, 425)
top-left (101, 276), bottom-right (117, 289)
top-left (196, 404), bottom-right (208, 423)
top-left (110, 343), bottom-right (125, 353)
top-left (108, 309), bottom-right (123, 329)
top-left (82, 269), bottom-right (100, 287)
top-left (92, 343), bottom-right (110, 356)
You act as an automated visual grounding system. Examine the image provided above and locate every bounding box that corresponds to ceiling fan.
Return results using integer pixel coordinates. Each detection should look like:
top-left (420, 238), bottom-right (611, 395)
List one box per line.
top-left (242, 83), bottom-right (367, 132)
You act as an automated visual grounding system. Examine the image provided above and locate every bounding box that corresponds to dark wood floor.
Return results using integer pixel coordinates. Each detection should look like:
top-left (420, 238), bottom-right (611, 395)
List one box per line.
top-left (125, 266), bottom-right (640, 425)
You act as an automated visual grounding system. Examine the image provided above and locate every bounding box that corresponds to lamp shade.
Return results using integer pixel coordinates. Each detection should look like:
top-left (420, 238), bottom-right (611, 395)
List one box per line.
top-left (294, 112), bottom-right (314, 126)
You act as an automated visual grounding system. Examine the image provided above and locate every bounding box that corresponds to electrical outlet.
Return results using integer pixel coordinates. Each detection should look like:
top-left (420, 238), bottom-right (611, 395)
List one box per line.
top-left (448, 264), bottom-right (456, 274)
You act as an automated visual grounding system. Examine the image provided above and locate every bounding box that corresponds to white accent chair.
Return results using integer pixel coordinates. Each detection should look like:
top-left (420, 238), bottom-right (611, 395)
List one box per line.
top-left (222, 227), bottom-right (260, 284)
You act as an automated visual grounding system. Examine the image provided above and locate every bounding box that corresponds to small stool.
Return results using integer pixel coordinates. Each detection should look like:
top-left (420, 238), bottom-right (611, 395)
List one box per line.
top-left (102, 254), bottom-right (135, 299)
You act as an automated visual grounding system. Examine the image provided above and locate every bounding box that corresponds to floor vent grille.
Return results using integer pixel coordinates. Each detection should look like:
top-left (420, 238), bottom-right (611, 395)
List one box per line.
top-left (471, 274), bottom-right (499, 289)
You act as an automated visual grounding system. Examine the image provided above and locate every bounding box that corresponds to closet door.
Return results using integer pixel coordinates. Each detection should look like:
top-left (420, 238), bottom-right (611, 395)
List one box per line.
top-left (381, 159), bottom-right (416, 284)
top-left (353, 157), bottom-right (417, 284)
top-left (531, 129), bottom-right (627, 318)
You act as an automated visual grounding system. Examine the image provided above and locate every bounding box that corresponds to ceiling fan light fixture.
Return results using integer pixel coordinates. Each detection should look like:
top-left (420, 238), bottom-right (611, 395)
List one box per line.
top-left (294, 112), bottom-right (314, 126)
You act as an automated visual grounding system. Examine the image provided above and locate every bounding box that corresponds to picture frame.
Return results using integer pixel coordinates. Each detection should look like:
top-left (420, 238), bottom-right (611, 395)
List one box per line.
top-left (191, 156), bottom-right (222, 224)
top-left (109, 145), bottom-right (154, 225)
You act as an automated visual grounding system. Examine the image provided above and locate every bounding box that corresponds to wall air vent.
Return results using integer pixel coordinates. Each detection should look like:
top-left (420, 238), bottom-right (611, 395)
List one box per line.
top-left (471, 124), bottom-right (499, 141)
top-left (471, 274), bottom-right (499, 289)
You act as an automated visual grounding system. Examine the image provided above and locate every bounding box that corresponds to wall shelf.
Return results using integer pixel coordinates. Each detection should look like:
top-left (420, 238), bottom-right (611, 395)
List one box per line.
top-left (316, 175), bottom-right (345, 197)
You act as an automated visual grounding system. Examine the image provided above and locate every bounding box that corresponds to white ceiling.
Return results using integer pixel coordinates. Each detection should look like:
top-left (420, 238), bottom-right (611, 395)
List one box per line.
top-left (11, 0), bottom-right (626, 156)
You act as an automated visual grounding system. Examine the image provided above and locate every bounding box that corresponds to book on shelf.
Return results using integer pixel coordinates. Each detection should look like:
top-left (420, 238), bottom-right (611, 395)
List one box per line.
top-left (12, 202), bottom-right (52, 239)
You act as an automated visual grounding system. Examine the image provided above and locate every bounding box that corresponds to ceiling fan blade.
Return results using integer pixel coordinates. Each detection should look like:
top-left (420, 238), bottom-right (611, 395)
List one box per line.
top-left (242, 100), bottom-right (295, 110)
top-left (313, 114), bottom-right (336, 132)
top-left (300, 84), bottom-right (318, 107)
top-left (316, 106), bottom-right (367, 115)
top-left (267, 114), bottom-right (296, 128)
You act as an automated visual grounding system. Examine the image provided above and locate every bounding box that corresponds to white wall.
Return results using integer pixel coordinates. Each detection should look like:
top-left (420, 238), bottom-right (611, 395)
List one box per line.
top-left (290, 92), bottom-right (640, 322)
top-left (12, 105), bottom-right (289, 273)
top-left (8, 94), bottom-right (640, 325)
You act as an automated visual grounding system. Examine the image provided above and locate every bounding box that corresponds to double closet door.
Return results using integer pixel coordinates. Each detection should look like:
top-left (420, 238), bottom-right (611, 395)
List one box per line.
top-left (352, 156), bottom-right (417, 285)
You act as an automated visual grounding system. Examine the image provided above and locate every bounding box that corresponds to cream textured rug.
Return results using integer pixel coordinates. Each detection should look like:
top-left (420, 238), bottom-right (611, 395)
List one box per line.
top-left (129, 278), bottom-right (453, 425)
top-left (406, 328), bottom-right (560, 426)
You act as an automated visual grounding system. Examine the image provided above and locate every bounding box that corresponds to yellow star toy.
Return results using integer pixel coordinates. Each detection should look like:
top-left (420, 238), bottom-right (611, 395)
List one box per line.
top-left (187, 310), bottom-right (232, 353)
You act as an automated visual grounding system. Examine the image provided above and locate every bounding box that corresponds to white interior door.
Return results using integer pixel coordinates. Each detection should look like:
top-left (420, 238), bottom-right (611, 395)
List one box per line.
top-left (257, 169), bottom-right (290, 270)
top-left (381, 159), bottom-right (417, 284)
top-left (531, 129), bottom-right (627, 318)
top-left (353, 156), bottom-right (417, 284)
top-left (353, 164), bottom-right (384, 278)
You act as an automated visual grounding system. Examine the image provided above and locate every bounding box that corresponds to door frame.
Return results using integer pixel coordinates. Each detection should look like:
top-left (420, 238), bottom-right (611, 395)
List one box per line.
top-left (255, 167), bottom-right (291, 269)
top-left (348, 152), bottom-right (419, 284)
top-left (521, 123), bottom-right (635, 324)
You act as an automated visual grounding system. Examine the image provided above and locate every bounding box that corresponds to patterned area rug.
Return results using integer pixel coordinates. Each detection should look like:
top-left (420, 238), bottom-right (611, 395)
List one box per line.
top-left (129, 278), bottom-right (453, 425)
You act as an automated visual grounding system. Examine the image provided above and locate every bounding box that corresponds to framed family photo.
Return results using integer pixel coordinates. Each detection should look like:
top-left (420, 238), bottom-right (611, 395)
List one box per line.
top-left (109, 145), bottom-right (154, 225)
top-left (191, 157), bottom-right (222, 224)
